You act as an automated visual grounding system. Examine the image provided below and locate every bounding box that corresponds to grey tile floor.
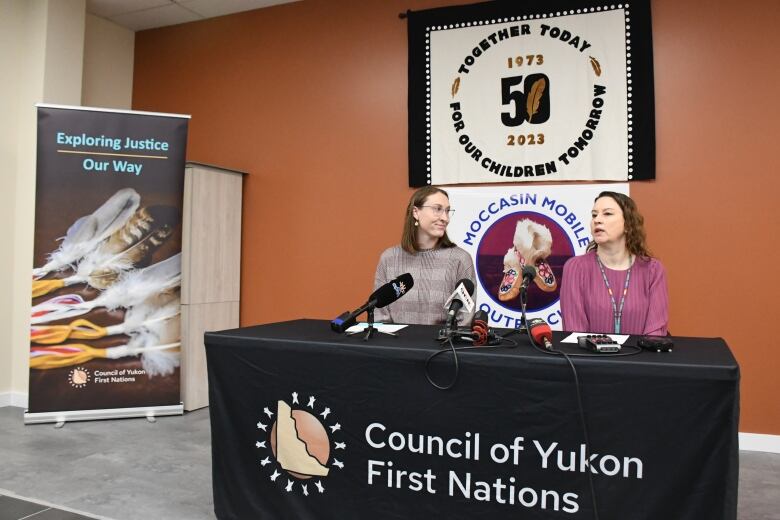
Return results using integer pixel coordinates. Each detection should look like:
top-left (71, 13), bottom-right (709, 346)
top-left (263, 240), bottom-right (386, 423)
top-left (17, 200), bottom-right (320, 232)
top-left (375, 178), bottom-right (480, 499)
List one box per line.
top-left (0, 493), bottom-right (105, 520)
top-left (0, 406), bottom-right (212, 520)
top-left (0, 406), bottom-right (778, 519)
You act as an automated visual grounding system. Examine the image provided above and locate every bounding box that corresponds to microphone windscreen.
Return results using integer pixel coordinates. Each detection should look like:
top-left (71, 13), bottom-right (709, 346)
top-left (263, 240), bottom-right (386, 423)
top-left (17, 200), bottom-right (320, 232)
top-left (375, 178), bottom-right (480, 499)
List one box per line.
top-left (458, 278), bottom-right (476, 296)
top-left (522, 265), bottom-right (537, 280)
top-left (471, 309), bottom-right (489, 346)
top-left (372, 273), bottom-right (414, 308)
top-left (528, 318), bottom-right (553, 347)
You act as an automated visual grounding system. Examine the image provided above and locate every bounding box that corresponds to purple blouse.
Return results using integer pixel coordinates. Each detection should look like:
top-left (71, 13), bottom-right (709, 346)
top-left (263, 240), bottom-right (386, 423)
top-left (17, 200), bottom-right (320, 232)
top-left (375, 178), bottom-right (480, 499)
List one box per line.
top-left (560, 251), bottom-right (669, 336)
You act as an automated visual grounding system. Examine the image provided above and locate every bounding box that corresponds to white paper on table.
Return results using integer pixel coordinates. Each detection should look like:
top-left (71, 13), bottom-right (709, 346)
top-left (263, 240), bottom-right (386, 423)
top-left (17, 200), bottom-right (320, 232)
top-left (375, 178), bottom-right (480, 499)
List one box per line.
top-left (560, 332), bottom-right (630, 345)
top-left (345, 323), bottom-right (408, 334)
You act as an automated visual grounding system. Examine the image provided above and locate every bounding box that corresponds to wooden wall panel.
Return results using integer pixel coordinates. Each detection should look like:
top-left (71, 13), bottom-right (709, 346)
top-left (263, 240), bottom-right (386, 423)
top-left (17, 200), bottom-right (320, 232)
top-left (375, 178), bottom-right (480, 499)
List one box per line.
top-left (182, 165), bottom-right (243, 305)
top-left (181, 301), bottom-right (239, 410)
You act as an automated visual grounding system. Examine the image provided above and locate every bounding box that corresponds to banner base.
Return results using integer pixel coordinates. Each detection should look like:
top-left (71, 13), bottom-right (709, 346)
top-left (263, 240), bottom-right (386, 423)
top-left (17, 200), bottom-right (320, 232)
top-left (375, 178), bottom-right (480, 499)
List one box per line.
top-left (23, 404), bottom-right (183, 425)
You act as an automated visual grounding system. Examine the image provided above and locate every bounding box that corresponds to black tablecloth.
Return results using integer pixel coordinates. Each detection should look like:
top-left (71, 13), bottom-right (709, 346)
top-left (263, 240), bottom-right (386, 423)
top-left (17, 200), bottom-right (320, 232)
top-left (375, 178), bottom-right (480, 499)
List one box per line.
top-left (205, 319), bottom-right (739, 520)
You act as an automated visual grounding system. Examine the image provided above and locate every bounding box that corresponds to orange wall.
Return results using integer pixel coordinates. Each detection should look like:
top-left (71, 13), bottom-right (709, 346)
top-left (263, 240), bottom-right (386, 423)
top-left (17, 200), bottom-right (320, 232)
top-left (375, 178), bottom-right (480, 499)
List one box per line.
top-left (133, 0), bottom-right (780, 434)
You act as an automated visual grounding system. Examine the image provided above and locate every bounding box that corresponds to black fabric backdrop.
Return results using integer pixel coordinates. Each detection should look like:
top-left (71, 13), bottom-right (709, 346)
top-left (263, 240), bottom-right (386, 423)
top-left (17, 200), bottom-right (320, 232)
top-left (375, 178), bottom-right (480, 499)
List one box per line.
top-left (206, 320), bottom-right (738, 520)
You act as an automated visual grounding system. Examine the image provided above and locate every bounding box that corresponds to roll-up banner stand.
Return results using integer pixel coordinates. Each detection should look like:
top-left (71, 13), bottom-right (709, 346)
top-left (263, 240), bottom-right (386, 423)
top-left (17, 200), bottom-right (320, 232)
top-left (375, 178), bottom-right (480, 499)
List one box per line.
top-left (26, 104), bottom-right (189, 425)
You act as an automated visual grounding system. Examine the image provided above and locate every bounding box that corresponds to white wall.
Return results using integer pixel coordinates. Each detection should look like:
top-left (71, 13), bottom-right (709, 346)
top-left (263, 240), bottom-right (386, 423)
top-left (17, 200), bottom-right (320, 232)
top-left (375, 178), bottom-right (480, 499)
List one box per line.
top-left (0, 0), bottom-right (136, 407)
top-left (0, 0), bottom-right (86, 406)
top-left (0, 0), bottom-right (28, 404)
top-left (82, 14), bottom-right (134, 109)
top-left (43, 0), bottom-right (85, 103)
top-left (0, 0), bottom-right (135, 407)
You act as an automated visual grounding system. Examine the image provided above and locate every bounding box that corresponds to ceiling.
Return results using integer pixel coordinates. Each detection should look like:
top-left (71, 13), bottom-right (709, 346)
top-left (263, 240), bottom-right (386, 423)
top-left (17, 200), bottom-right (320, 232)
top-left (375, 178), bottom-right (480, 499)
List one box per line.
top-left (86, 0), bottom-right (300, 31)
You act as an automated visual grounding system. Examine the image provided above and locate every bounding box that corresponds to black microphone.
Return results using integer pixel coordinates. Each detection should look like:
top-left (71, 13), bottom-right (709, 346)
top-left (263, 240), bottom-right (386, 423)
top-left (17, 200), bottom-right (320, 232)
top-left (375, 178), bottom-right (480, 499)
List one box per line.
top-left (330, 273), bottom-right (415, 333)
top-left (372, 272), bottom-right (415, 309)
top-left (444, 279), bottom-right (476, 331)
top-left (520, 265), bottom-right (537, 292)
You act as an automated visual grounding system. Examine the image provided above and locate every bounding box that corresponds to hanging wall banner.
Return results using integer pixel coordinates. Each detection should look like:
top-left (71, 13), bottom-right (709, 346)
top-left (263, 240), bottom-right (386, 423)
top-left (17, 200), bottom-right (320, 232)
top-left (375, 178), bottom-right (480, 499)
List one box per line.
top-left (27, 104), bottom-right (189, 423)
top-left (445, 184), bottom-right (628, 330)
top-left (408, 0), bottom-right (654, 186)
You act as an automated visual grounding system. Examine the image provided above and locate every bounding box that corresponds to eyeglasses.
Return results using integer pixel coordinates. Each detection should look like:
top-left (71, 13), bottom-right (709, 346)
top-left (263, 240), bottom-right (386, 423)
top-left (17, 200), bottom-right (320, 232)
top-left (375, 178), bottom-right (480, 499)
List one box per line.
top-left (420, 205), bottom-right (455, 217)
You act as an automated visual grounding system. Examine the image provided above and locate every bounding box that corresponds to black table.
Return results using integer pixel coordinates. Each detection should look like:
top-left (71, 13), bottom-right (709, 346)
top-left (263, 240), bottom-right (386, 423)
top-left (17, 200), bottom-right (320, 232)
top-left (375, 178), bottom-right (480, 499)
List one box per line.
top-left (205, 319), bottom-right (739, 520)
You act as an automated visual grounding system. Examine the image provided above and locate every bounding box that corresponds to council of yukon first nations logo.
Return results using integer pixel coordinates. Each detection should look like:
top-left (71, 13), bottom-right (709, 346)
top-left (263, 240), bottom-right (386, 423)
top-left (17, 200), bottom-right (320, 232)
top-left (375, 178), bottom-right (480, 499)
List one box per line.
top-left (67, 367), bottom-right (90, 388)
top-left (256, 392), bottom-right (346, 495)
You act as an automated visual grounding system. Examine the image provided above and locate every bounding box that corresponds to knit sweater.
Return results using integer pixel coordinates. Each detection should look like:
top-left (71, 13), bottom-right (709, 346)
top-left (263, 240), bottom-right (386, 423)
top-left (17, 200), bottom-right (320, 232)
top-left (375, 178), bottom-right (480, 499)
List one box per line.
top-left (373, 245), bottom-right (476, 326)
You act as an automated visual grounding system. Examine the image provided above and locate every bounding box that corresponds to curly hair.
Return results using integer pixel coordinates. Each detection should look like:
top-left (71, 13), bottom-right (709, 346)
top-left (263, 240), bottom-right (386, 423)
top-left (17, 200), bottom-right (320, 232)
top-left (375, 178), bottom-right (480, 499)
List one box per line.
top-left (400, 186), bottom-right (456, 253)
top-left (586, 191), bottom-right (653, 259)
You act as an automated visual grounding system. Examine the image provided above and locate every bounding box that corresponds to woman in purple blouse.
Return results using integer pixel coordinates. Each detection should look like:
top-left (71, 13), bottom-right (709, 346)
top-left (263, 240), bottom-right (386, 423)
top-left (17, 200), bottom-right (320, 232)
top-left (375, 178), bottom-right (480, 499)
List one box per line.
top-left (560, 191), bottom-right (669, 336)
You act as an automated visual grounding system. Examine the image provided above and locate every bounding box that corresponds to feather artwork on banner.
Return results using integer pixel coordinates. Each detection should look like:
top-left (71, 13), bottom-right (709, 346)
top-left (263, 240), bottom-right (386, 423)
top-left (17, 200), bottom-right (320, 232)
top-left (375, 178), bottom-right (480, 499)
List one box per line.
top-left (30, 311), bottom-right (180, 375)
top-left (32, 188), bottom-right (140, 279)
top-left (589, 56), bottom-right (603, 77)
top-left (30, 318), bottom-right (107, 344)
top-left (129, 309), bottom-right (181, 377)
top-left (106, 294), bottom-right (180, 338)
top-left (31, 206), bottom-right (178, 298)
top-left (526, 78), bottom-right (547, 123)
top-left (30, 253), bottom-right (181, 324)
top-left (30, 295), bottom-right (180, 344)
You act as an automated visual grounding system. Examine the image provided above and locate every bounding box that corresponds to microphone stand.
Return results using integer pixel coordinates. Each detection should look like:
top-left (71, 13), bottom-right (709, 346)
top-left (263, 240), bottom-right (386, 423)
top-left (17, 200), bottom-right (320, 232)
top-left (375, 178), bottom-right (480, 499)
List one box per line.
top-left (344, 306), bottom-right (392, 341)
top-left (514, 267), bottom-right (535, 335)
top-left (519, 284), bottom-right (529, 331)
top-left (437, 320), bottom-right (460, 342)
top-left (499, 284), bottom-right (529, 341)
top-left (363, 307), bottom-right (377, 341)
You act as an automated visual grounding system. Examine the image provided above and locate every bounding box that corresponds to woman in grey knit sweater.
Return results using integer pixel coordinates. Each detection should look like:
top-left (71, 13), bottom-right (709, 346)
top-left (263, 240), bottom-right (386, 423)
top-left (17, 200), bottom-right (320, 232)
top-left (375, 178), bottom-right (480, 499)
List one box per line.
top-left (373, 186), bottom-right (476, 326)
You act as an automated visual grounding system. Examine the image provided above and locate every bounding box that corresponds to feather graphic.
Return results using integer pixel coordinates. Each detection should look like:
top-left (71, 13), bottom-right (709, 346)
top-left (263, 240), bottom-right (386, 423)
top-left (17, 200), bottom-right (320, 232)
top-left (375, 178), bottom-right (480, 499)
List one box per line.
top-left (31, 318), bottom-right (107, 344)
top-left (99, 205), bottom-right (178, 258)
top-left (30, 296), bottom-right (180, 344)
top-left (32, 188), bottom-right (140, 279)
top-left (525, 78), bottom-right (546, 123)
top-left (451, 77), bottom-right (461, 98)
top-left (141, 343), bottom-right (180, 377)
top-left (127, 314), bottom-right (181, 376)
top-left (31, 279), bottom-right (66, 298)
top-left (589, 56), bottom-right (602, 77)
top-left (69, 225), bottom-right (172, 289)
top-left (30, 341), bottom-right (180, 370)
top-left (105, 297), bottom-right (180, 337)
top-left (30, 253), bottom-right (181, 324)
top-left (98, 253), bottom-right (180, 311)
top-left (31, 228), bottom-right (169, 297)
top-left (32, 206), bottom-right (178, 297)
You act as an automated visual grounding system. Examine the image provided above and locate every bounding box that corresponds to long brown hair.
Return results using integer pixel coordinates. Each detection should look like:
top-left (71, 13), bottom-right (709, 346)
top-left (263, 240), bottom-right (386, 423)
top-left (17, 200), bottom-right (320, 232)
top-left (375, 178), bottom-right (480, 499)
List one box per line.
top-left (400, 186), bottom-right (456, 253)
top-left (586, 191), bottom-right (653, 259)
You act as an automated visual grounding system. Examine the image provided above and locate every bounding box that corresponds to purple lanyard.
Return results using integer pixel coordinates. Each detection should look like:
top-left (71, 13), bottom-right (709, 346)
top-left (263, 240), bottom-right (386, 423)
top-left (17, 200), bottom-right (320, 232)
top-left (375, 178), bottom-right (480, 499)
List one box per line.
top-left (595, 255), bottom-right (632, 334)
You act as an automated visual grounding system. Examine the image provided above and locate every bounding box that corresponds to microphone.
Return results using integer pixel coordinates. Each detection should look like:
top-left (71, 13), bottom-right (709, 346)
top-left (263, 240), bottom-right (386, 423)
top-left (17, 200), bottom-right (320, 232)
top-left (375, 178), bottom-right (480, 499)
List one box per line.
top-left (444, 279), bottom-right (476, 331)
top-left (372, 272), bottom-right (415, 309)
top-left (471, 309), bottom-right (489, 346)
top-left (330, 273), bottom-right (415, 333)
top-left (527, 317), bottom-right (553, 350)
top-left (520, 265), bottom-right (537, 292)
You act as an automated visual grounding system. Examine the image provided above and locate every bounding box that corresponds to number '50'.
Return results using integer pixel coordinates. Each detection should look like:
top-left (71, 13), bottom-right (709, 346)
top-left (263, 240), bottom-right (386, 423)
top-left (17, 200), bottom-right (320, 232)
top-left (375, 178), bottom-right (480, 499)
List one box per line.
top-left (501, 73), bottom-right (551, 126)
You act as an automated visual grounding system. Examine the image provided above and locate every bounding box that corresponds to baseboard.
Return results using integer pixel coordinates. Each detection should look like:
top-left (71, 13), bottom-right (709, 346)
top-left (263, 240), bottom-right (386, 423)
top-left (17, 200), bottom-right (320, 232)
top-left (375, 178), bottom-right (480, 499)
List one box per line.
top-left (0, 391), bottom-right (28, 408)
top-left (739, 432), bottom-right (780, 453)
